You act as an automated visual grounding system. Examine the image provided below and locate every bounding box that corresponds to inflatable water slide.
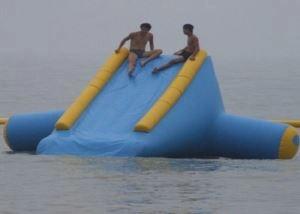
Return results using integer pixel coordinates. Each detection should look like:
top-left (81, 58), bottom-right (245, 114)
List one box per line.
top-left (2, 48), bottom-right (299, 159)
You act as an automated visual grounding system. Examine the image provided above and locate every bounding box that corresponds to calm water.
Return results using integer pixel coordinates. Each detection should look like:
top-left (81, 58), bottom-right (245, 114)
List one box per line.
top-left (1, 56), bottom-right (300, 214)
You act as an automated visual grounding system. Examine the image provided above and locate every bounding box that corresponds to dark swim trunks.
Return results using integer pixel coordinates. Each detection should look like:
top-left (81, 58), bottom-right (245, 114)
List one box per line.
top-left (178, 50), bottom-right (192, 61)
top-left (130, 49), bottom-right (145, 58)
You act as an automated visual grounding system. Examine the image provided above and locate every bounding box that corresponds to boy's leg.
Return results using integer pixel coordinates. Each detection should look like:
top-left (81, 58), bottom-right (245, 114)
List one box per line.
top-left (152, 56), bottom-right (185, 73)
top-left (140, 49), bottom-right (163, 67)
top-left (128, 52), bottom-right (138, 76)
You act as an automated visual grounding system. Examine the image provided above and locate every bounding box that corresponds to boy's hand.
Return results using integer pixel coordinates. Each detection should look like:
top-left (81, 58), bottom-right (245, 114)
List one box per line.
top-left (189, 56), bottom-right (195, 61)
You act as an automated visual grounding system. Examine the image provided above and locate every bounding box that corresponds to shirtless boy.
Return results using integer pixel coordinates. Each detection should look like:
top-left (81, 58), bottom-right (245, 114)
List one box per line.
top-left (115, 23), bottom-right (162, 76)
top-left (152, 24), bottom-right (200, 73)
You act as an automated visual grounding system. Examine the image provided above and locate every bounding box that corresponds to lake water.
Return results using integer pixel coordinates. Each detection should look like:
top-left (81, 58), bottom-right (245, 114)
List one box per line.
top-left (1, 55), bottom-right (300, 214)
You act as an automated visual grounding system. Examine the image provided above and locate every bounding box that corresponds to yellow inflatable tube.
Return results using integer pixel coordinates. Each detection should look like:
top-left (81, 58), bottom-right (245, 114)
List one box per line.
top-left (0, 117), bottom-right (8, 125)
top-left (134, 49), bottom-right (208, 133)
top-left (279, 126), bottom-right (299, 159)
top-left (55, 48), bottom-right (129, 130)
top-left (274, 119), bottom-right (300, 128)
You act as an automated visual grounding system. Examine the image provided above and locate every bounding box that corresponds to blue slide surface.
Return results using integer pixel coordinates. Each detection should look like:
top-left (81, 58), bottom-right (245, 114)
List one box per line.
top-left (36, 53), bottom-right (298, 159)
top-left (37, 55), bottom-right (225, 157)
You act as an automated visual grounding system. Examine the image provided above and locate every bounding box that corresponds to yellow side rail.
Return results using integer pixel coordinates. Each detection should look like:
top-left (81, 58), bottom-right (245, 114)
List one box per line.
top-left (134, 49), bottom-right (208, 133)
top-left (0, 117), bottom-right (10, 148)
top-left (274, 120), bottom-right (300, 128)
top-left (279, 126), bottom-right (299, 159)
top-left (0, 117), bottom-right (8, 125)
top-left (55, 48), bottom-right (129, 130)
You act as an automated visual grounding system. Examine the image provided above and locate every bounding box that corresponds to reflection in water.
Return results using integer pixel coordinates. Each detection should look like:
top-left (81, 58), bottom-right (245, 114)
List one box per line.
top-left (54, 157), bottom-right (235, 213)
top-left (50, 156), bottom-right (300, 213)
top-left (0, 144), bottom-right (299, 213)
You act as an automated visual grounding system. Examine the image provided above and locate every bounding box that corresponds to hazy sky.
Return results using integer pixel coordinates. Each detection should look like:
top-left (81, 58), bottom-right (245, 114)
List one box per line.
top-left (1, 0), bottom-right (300, 62)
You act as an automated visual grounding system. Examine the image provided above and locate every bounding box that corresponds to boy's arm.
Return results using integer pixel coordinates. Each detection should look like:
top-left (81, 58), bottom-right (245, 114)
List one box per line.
top-left (149, 34), bottom-right (154, 51)
top-left (115, 34), bottom-right (132, 53)
top-left (189, 38), bottom-right (200, 60)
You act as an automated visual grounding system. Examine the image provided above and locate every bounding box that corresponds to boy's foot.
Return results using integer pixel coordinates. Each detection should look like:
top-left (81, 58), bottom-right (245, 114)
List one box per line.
top-left (152, 67), bottom-right (160, 73)
top-left (140, 60), bottom-right (147, 67)
top-left (128, 70), bottom-right (134, 77)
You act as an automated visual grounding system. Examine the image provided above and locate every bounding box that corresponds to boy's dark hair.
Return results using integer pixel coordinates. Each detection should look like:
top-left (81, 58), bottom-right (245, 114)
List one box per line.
top-left (140, 23), bottom-right (152, 30)
top-left (183, 24), bottom-right (194, 32)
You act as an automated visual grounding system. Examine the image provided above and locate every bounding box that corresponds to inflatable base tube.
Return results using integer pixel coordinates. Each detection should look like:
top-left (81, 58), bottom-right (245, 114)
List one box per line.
top-left (4, 110), bottom-right (63, 152)
top-left (211, 113), bottom-right (299, 159)
top-left (4, 110), bottom-right (299, 159)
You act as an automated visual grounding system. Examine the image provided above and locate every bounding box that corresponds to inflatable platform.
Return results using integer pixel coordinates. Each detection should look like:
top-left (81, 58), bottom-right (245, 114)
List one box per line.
top-left (2, 48), bottom-right (299, 159)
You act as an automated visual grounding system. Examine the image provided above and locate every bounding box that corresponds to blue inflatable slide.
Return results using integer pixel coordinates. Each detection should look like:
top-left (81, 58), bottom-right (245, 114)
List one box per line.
top-left (3, 48), bottom-right (299, 159)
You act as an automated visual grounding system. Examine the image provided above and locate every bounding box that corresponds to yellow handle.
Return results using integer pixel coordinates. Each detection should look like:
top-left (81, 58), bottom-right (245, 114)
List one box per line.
top-left (0, 117), bottom-right (8, 125)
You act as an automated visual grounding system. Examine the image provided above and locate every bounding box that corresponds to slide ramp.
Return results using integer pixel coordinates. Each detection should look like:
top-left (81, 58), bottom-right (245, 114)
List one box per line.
top-left (37, 50), bottom-right (220, 157)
